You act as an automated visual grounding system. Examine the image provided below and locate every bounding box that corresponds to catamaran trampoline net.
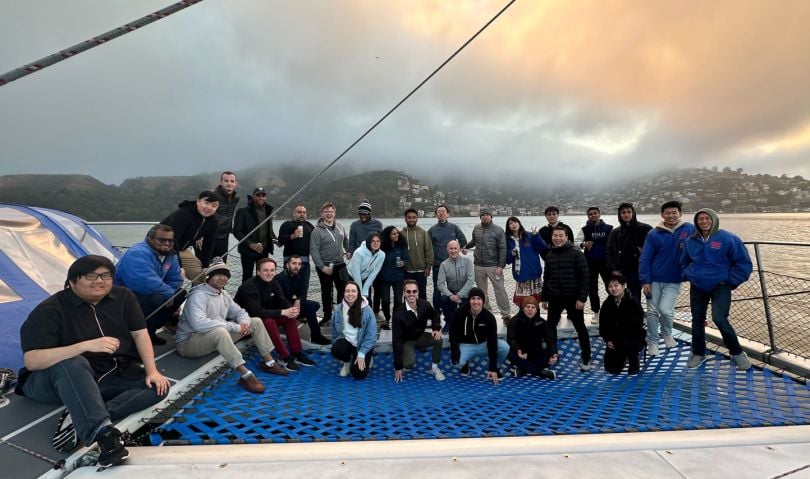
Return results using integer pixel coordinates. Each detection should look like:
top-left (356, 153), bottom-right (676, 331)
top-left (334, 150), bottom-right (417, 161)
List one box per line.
top-left (151, 338), bottom-right (810, 445)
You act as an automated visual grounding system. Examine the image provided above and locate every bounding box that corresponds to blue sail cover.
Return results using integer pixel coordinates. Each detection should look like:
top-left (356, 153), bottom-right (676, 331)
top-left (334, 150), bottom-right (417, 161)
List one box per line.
top-left (0, 204), bottom-right (121, 371)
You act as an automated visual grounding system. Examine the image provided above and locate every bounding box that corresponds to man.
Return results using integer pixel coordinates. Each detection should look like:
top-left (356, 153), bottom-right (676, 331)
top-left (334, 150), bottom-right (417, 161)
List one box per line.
top-left (436, 240), bottom-right (475, 333)
top-left (575, 207), bottom-right (613, 321)
top-left (233, 187), bottom-right (276, 282)
top-left (392, 280), bottom-right (445, 383)
top-left (274, 255), bottom-right (330, 345)
top-left (682, 208), bottom-right (753, 370)
top-left (114, 224), bottom-right (187, 345)
top-left (211, 171), bottom-right (240, 262)
top-left (348, 199), bottom-right (384, 315)
top-left (605, 202), bottom-right (653, 303)
top-left (277, 204), bottom-right (315, 299)
top-left (401, 208), bottom-right (434, 300)
top-left (464, 208), bottom-right (510, 321)
top-left (310, 202), bottom-right (349, 324)
top-left (235, 258), bottom-right (317, 371)
top-left (542, 226), bottom-right (592, 371)
top-left (17, 255), bottom-right (170, 467)
top-left (639, 200), bottom-right (695, 356)
top-left (449, 287), bottom-right (509, 385)
top-left (428, 204), bottom-right (467, 311)
top-left (160, 190), bottom-right (220, 285)
top-left (175, 262), bottom-right (288, 394)
top-left (538, 206), bottom-right (575, 260)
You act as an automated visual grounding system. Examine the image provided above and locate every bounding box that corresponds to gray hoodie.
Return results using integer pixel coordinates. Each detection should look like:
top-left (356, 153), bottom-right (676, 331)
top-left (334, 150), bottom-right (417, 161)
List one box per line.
top-left (310, 218), bottom-right (349, 269)
top-left (175, 283), bottom-right (251, 343)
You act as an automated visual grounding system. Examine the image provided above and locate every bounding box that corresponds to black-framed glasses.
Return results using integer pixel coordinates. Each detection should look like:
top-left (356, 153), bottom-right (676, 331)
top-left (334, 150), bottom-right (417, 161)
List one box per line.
top-left (151, 237), bottom-right (175, 244)
top-left (83, 272), bottom-right (113, 281)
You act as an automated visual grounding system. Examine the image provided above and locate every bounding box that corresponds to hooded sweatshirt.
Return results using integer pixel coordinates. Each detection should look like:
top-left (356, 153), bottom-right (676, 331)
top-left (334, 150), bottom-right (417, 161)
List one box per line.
top-left (330, 296), bottom-right (376, 357)
top-left (681, 208), bottom-right (753, 292)
top-left (175, 283), bottom-right (250, 343)
top-left (160, 200), bottom-right (218, 267)
top-left (347, 234), bottom-right (386, 297)
top-left (310, 218), bottom-right (348, 269)
top-left (449, 304), bottom-right (500, 372)
top-left (605, 204), bottom-right (652, 275)
top-left (639, 219), bottom-right (695, 284)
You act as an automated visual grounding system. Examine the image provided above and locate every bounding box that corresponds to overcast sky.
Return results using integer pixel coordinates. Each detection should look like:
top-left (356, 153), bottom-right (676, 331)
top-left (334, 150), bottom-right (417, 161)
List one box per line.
top-left (1, 1), bottom-right (809, 185)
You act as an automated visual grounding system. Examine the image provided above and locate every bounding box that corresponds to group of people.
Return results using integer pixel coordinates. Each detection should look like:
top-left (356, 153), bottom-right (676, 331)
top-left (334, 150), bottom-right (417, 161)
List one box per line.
top-left (13, 169), bottom-right (755, 467)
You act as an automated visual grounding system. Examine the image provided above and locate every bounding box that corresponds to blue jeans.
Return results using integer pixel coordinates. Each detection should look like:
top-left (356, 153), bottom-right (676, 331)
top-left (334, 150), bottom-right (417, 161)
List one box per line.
top-left (690, 283), bottom-right (742, 356)
top-left (21, 356), bottom-right (165, 445)
top-left (456, 340), bottom-right (509, 371)
top-left (135, 289), bottom-right (186, 338)
top-left (646, 282), bottom-right (681, 342)
top-left (299, 299), bottom-right (325, 341)
top-left (403, 271), bottom-right (428, 300)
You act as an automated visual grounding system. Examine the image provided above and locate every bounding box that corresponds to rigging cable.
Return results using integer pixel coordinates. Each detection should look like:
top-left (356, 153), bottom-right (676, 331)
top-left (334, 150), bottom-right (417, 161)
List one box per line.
top-left (0, 0), bottom-right (204, 87)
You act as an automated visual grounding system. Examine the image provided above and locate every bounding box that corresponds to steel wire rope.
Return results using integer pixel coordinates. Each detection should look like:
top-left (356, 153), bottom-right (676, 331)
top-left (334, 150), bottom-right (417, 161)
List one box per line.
top-left (144, 0), bottom-right (519, 321)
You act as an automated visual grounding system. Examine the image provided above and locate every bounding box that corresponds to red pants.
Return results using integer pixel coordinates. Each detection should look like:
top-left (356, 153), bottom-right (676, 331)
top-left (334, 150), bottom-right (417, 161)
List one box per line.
top-left (261, 316), bottom-right (302, 358)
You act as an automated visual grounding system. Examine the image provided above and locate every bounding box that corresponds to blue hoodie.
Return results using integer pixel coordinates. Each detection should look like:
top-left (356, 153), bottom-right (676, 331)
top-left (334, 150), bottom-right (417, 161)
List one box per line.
top-left (114, 239), bottom-right (182, 300)
top-left (681, 208), bottom-right (752, 292)
top-left (506, 232), bottom-right (547, 282)
top-left (639, 220), bottom-right (695, 284)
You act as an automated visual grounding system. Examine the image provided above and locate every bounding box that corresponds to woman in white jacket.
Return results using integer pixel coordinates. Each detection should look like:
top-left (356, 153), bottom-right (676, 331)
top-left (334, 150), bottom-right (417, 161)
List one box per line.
top-left (346, 232), bottom-right (385, 299)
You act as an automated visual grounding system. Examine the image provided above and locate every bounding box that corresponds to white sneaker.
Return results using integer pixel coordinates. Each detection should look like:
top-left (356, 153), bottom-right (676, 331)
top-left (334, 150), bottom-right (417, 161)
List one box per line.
top-left (591, 311), bottom-right (600, 325)
top-left (733, 352), bottom-right (752, 370)
top-left (647, 341), bottom-right (659, 357)
top-left (431, 367), bottom-right (446, 381)
top-left (664, 336), bottom-right (676, 348)
top-left (687, 354), bottom-right (706, 369)
top-left (339, 362), bottom-right (351, 377)
top-left (580, 361), bottom-right (593, 372)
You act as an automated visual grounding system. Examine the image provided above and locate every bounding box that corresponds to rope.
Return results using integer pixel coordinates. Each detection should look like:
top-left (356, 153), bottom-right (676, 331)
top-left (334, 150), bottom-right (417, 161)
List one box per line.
top-left (0, 0), bottom-right (204, 87)
top-left (143, 0), bottom-right (518, 320)
top-left (0, 438), bottom-right (65, 470)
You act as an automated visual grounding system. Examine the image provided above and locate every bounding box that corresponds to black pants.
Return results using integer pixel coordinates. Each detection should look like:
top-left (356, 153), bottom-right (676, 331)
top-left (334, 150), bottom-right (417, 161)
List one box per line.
top-left (587, 259), bottom-right (611, 313)
top-left (604, 337), bottom-right (642, 374)
top-left (508, 350), bottom-right (551, 376)
top-left (546, 296), bottom-right (591, 363)
top-left (239, 251), bottom-right (269, 282)
top-left (135, 289), bottom-right (187, 338)
top-left (378, 279), bottom-right (404, 321)
top-left (316, 263), bottom-right (347, 318)
top-left (331, 338), bottom-right (373, 380)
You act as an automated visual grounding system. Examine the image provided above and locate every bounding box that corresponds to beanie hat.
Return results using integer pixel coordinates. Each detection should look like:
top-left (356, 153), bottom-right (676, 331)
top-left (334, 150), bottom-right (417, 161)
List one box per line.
top-left (468, 287), bottom-right (486, 302)
top-left (521, 296), bottom-right (539, 308)
top-left (358, 199), bottom-right (372, 214)
top-left (479, 207), bottom-right (492, 217)
top-left (205, 260), bottom-right (231, 279)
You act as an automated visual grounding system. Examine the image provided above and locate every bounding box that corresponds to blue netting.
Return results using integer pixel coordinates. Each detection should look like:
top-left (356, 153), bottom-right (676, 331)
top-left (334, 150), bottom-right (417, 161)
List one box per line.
top-left (151, 339), bottom-right (810, 445)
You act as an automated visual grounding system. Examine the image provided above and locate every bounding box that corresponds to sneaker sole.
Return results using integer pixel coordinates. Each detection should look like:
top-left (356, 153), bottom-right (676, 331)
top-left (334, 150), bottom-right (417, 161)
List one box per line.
top-left (98, 449), bottom-right (130, 468)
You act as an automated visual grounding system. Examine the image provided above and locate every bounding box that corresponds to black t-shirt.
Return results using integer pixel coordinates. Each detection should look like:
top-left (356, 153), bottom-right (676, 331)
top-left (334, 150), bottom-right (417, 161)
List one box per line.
top-left (19, 286), bottom-right (147, 379)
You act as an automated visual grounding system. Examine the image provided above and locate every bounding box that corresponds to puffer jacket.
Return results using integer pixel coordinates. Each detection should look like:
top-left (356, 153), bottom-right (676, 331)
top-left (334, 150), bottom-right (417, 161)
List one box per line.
top-left (541, 242), bottom-right (589, 302)
top-left (466, 222), bottom-right (506, 267)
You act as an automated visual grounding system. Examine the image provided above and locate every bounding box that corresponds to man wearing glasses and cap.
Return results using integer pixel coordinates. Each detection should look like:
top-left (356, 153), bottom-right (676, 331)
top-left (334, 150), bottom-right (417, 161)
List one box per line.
top-left (233, 187), bottom-right (277, 282)
top-left (114, 224), bottom-right (187, 345)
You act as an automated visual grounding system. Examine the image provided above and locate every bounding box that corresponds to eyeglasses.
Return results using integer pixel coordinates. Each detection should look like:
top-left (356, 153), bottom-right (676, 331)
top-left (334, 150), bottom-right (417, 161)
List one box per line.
top-left (404, 289), bottom-right (419, 294)
top-left (83, 272), bottom-right (113, 281)
top-left (151, 237), bottom-right (175, 244)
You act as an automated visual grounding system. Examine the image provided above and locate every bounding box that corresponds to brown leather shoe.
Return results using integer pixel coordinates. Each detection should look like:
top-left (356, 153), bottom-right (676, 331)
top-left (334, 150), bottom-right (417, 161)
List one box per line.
top-left (258, 361), bottom-right (289, 376)
top-left (238, 374), bottom-right (265, 393)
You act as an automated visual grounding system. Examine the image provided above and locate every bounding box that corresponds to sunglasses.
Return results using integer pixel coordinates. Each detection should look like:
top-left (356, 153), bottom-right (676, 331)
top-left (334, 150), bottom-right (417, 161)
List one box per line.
top-left (404, 289), bottom-right (419, 294)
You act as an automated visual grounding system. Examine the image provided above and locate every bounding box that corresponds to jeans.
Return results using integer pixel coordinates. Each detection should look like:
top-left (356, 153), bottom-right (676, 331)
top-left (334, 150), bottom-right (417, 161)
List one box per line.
top-left (403, 271), bottom-right (428, 300)
top-left (474, 265), bottom-right (511, 317)
top-left (21, 356), bottom-right (164, 445)
top-left (456, 340), bottom-right (509, 371)
top-left (299, 299), bottom-right (326, 341)
top-left (331, 338), bottom-right (374, 380)
top-left (378, 279), bottom-right (403, 321)
top-left (690, 283), bottom-right (742, 356)
top-left (546, 297), bottom-right (592, 363)
top-left (646, 282), bottom-right (682, 343)
top-left (439, 296), bottom-right (467, 333)
top-left (135, 289), bottom-right (186, 339)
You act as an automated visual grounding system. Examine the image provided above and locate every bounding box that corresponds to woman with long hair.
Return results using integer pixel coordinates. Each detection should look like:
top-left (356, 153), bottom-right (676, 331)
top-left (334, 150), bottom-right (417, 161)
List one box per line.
top-left (346, 232), bottom-right (385, 300)
top-left (377, 225), bottom-right (409, 329)
top-left (505, 216), bottom-right (547, 309)
top-left (330, 281), bottom-right (377, 379)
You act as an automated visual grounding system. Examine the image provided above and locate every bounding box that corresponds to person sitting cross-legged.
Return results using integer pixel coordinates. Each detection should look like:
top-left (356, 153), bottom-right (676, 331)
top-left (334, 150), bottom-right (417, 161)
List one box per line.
top-left (392, 280), bottom-right (445, 383)
top-left (175, 261), bottom-right (288, 394)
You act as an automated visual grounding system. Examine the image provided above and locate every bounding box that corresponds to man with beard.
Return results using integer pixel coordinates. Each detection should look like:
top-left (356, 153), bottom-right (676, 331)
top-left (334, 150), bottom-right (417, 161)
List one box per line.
top-left (114, 224), bottom-right (186, 345)
top-left (428, 204), bottom-right (467, 311)
top-left (275, 255), bottom-right (330, 345)
top-left (210, 171), bottom-right (239, 262)
top-left (277, 204), bottom-right (315, 298)
top-left (233, 187), bottom-right (276, 282)
top-left (401, 208), bottom-right (434, 301)
top-left (464, 208), bottom-right (510, 322)
top-left (575, 207), bottom-right (613, 321)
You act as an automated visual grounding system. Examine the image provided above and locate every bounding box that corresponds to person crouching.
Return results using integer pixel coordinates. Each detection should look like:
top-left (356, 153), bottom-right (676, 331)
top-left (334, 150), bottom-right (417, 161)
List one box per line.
top-left (330, 281), bottom-right (377, 380)
top-left (599, 275), bottom-right (646, 375)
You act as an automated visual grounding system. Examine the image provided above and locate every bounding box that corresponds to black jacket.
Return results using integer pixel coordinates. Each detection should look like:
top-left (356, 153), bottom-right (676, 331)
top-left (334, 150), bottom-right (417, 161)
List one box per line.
top-left (392, 299), bottom-right (440, 370)
top-left (605, 207), bottom-right (652, 275)
top-left (541, 242), bottom-right (589, 302)
top-left (506, 311), bottom-right (557, 360)
top-left (234, 276), bottom-right (290, 318)
top-left (450, 306), bottom-right (500, 372)
top-left (277, 219), bottom-right (315, 257)
top-left (538, 222), bottom-right (575, 260)
top-left (233, 196), bottom-right (276, 257)
top-left (213, 185), bottom-right (240, 240)
top-left (599, 291), bottom-right (645, 350)
top-left (160, 200), bottom-right (218, 267)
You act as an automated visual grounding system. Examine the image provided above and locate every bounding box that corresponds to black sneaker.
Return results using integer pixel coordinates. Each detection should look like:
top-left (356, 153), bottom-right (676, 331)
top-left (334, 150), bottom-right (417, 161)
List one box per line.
top-left (52, 410), bottom-right (78, 453)
top-left (512, 366), bottom-right (525, 378)
top-left (460, 363), bottom-right (470, 377)
top-left (318, 317), bottom-right (331, 326)
top-left (496, 371), bottom-right (505, 381)
top-left (539, 368), bottom-right (557, 380)
top-left (293, 352), bottom-right (316, 367)
top-left (311, 336), bottom-right (332, 346)
top-left (150, 334), bottom-right (167, 346)
top-left (283, 357), bottom-right (300, 372)
top-left (96, 426), bottom-right (129, 468)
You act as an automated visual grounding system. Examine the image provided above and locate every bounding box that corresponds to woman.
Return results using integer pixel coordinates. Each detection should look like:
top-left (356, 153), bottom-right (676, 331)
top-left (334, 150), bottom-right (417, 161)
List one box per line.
top-left (378, 226), bottom-right (409, 329)
top-left (346, 232), bottom-right (385, 300)
top-left (505, 216), bottom-right (547, 308)
top-left (599, 275), bottom-right (646, 375)
top-left (331, 281), bottom-right (377, 380)
top-left (506, 296), bottom-right (558, 379)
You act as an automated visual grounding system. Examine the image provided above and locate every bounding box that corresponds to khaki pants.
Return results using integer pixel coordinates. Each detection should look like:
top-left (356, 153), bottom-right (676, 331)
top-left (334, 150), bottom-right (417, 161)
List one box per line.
top-left (474, 265), bottom-right (511, 318)
top-left (179, 248), bottom-right (204, 285)
top-left (402, 332), bottom-right (443, 369)
top-left (176, 317), bottom-right (274, 369)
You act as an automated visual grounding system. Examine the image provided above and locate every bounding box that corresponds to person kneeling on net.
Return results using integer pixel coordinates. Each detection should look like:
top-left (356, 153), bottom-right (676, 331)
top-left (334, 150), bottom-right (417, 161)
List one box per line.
top-left (175, 261), bottom-right (288, 394)
top-left (599, 274), bottom-right (646, 375)
top-left (506, 296), bottom-right (558, 379)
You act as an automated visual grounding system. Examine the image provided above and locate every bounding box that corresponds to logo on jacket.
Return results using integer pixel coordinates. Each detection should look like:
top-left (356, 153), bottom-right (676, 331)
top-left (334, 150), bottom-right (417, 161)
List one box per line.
top-left (710, 241), bottom-right (722, 249)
